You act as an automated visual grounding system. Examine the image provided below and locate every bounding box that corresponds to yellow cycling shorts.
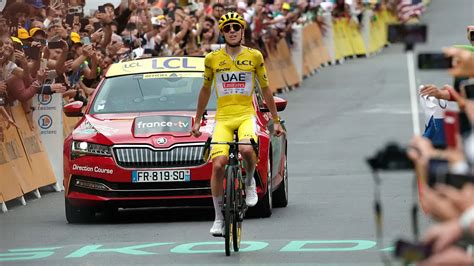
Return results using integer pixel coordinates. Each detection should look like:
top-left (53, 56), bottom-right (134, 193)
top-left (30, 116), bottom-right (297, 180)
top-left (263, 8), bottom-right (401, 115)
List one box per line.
top-left (210, 116), bottom-right (258, 159)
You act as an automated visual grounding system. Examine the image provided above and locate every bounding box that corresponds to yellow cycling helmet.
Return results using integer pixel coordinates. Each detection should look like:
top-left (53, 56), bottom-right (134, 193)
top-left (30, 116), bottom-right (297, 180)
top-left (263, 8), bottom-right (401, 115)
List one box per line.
top-left (218, 12), bottom-right (246, 30)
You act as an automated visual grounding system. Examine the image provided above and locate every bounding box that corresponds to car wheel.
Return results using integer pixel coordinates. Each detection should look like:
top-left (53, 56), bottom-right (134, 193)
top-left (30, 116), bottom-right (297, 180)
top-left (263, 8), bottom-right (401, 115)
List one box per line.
top-left (65, 198), bottom-right (95, 224)
top-left (255, 157), bottom-right (272, 218)
top-left (273, 147), bottom-right (288, 208)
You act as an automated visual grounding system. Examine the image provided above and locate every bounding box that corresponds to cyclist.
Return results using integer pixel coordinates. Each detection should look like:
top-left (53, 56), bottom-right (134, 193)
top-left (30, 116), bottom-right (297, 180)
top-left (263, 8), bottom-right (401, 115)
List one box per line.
top-left (191, 12), bottom-right (285, 236)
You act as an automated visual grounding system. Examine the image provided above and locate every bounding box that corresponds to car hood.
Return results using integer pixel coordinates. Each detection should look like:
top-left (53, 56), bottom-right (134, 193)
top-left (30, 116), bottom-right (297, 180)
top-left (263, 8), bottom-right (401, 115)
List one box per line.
top-left (72, 111), bottom-right (216, 147)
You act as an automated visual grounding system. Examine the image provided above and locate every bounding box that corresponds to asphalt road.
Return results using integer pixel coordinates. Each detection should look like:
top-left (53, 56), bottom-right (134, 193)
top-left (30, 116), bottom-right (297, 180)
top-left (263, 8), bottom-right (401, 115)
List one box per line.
top-left (1, 1), bottom-right (473, 265)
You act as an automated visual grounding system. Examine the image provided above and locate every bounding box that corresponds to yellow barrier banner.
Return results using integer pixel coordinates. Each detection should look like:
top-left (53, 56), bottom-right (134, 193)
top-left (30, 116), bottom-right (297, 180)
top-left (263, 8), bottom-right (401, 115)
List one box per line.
top-left (2, 121), bottom-right (38, 193)
top-left (339, 19), bottom-right (356, 57)
top-left (0, 136), bottom-right (23, 201)
top-left (332, 19), bottom-right (345, 60)
top-left (264, 45), bottom-right (287, 92)
top-left (302, 25), bottom-right (318, 75)
top-left (348, 20), bottom-right (367, 56)
top-left (63, 113), bottom-right (81, 138)
top-left (311, 23), bottom-right (331, 65)
top-left (302, 25), bottom-right (314, 75)
top-left (11, 105), bottom-right (56, 187)
top-left (276, 39), bottom-right (301, 87)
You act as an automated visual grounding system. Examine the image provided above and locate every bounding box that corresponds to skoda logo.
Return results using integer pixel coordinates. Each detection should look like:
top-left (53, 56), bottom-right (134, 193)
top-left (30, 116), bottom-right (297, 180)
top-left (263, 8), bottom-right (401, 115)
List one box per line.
top-left (156, 137), bottom-right (167, 145)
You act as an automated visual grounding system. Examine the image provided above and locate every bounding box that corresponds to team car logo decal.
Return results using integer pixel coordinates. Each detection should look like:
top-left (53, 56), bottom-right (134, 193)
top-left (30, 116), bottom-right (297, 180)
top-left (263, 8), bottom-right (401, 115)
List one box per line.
top-left (216, 71), bottom-right (252, 96)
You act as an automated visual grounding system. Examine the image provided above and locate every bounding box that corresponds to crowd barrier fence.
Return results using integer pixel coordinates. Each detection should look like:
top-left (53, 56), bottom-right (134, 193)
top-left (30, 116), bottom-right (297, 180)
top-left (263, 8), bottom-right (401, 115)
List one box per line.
top-left (0, 8), bottom-right (401, 212)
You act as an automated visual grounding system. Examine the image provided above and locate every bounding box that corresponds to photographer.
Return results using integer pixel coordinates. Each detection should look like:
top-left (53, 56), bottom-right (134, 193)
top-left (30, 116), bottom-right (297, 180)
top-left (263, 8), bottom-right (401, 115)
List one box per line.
top-left (404, 40), bottom-right (474, 265)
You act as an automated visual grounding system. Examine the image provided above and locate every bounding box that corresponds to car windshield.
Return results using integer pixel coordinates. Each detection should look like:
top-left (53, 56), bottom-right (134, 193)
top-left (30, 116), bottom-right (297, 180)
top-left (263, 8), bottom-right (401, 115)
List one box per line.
top-left (90, 73), bottom-right (217, 114)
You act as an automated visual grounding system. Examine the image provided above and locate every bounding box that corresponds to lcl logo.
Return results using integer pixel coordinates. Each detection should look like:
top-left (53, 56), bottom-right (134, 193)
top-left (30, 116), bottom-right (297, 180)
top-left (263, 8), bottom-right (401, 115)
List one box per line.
top-left (38, 115), bottom-right (53, 130)
top-left (38, 94), bottom-right (52, 105)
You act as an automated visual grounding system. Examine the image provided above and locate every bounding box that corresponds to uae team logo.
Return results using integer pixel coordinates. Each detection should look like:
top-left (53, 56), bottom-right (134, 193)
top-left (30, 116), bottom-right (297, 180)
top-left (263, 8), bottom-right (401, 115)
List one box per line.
top-left (38, 115), bottom-right (53, 130)
top-left (38, 94), bottom-right (52, 105)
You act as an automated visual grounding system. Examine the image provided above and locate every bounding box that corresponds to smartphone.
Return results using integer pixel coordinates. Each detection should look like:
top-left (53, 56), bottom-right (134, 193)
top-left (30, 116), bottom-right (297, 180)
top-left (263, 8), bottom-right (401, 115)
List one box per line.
top-left (24, 46), bottom-right (41, 60)
top-left (98, 5), bottom-right (106, 13)
top-left (460, 79), bottom-right (474, 99)
top-left (394, 239), bottom-right (432, 262)
top-left (445, 173), bottom-right (474, 189)
top-left (444, 110), bottom-right (459, 148)
top-left (39, 58), bottom-right (48, 70)
top-left (48, 41), bottom-right (63, 49)
top-left (388, 24), bottom-right (427, 44)
top-left (81, 36), bottom-right (91, 45)
top-left (427, 159), bottom-right (449, 188)
top-left (93, 22), bottom-right (102, 31)
top-left (66, 14), bottom-right (74, 26)
top-left (418, 53), bottom-right (453, 69)
top-left (79, 18), bottom-right (89, 32)
top-left (13, 42), bottom-right (24, 51)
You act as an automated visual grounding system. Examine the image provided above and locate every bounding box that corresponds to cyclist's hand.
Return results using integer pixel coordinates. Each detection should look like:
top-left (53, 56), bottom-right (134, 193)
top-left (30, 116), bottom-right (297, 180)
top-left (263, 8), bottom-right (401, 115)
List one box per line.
top-left (191, 123), bottom-right (202, 137)
top-left (273, 123), bottom-right (285, 137)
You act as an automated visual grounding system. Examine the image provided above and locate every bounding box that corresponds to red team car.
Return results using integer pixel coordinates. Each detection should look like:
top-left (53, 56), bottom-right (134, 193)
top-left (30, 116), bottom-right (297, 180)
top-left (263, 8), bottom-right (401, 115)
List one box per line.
top-left (63, 57), bottom-right (288, 223)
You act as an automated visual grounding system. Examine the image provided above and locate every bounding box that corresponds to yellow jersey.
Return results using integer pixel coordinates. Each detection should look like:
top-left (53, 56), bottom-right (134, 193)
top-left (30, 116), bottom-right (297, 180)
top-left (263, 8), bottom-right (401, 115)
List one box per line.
top-left (203, 46), bottom-right (269, 120)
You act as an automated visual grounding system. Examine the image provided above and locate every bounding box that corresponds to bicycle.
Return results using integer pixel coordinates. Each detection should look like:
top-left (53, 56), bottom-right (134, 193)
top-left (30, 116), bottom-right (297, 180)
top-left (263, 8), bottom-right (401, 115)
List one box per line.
top-left (202, 131), bottom-right (259, 256)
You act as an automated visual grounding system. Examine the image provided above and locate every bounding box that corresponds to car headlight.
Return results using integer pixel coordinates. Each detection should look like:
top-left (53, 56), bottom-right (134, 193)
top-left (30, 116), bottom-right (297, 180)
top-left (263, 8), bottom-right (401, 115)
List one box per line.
top-left (71, 141), bottom-right (112, 159)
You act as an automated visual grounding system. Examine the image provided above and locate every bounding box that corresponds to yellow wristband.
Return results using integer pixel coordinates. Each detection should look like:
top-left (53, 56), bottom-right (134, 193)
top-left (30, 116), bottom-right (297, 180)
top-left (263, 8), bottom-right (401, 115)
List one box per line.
top-left (273, 116), bottom-right (281, 124)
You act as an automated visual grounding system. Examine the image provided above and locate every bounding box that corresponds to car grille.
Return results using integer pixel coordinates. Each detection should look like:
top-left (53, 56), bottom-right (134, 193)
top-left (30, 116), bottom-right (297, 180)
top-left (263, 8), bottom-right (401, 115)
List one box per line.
top-left (113, 144), bottom-right (207, 168)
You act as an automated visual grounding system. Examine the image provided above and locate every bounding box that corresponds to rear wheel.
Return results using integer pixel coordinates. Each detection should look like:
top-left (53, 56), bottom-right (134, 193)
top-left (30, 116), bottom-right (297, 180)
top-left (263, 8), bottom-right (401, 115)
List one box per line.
top-left (233, 168), bottom-right (243, 252)
top-left (224, 167), bottom-right (235, 256)
top-left (65, 199), bottom-right (95, 224)
top-left (273, 148), bottom-right (288, 208)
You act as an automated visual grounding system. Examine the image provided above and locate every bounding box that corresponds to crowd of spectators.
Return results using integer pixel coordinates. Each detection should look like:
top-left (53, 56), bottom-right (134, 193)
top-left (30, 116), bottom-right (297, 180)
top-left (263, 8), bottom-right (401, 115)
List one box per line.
top-left (0, 0), bottom-right (406, 138)
top-left (402, 26), bottom-right (474, 265)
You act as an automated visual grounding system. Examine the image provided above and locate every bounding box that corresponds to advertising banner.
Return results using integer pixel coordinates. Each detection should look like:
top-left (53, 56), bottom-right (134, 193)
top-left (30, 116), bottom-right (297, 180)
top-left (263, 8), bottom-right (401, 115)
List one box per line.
top-left (291, 25), bottom-right (304, 79)
top-left (11, 105), bottom-right (56, 187)
top-left (33, 93), bottom-right (64, 190)
top-left (0, 139), bottom-right (23, 201)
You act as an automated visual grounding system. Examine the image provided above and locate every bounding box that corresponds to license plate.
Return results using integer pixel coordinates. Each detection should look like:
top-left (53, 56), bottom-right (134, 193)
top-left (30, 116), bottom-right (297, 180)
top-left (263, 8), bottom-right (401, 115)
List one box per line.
top-left (132, 170), bottom-right (191, 183)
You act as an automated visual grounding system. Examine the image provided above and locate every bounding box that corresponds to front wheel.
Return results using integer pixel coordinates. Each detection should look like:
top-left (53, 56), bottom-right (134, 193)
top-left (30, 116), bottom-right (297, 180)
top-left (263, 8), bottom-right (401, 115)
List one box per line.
top-left (224, 166), bottom-right (235, 256)
top-left (233, 168), bottom-right (243, 251)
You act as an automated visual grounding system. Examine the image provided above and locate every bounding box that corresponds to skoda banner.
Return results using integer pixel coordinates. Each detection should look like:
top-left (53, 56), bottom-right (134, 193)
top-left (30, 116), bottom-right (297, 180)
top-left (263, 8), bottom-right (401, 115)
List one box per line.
top-left (33, 93), bottom-right (64, 190)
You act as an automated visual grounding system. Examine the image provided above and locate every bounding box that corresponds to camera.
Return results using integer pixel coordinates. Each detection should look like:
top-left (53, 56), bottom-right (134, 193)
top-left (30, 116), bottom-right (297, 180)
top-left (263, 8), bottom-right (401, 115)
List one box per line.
top-left (418, 53), bottom-right (453, 69)
top-left (367, 143), bottom-right (414, 171)
top-left (427, 159), bottom-right (474, 189)
top-left (394, 239), bottom-right (432, 262)
top-left (388, 24), bottom-right (427, 44)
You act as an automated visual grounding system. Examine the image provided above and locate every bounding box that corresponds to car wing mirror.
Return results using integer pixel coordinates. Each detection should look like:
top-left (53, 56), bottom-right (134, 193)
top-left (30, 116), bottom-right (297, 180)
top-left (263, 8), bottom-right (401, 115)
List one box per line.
top-left (64, 101), bottom-right (84, 117)
top-left (260, 96), bottom-right (288, 112)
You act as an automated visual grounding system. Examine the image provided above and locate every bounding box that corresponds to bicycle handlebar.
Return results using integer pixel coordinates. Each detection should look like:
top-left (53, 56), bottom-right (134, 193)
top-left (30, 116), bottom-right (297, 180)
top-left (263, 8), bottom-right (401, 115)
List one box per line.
top-left (202, 137), bottom-right (259, 159)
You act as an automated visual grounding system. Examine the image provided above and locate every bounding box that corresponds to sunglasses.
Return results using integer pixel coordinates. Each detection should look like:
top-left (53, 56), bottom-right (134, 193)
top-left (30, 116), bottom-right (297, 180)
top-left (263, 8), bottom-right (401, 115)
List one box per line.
top-left (222, 23), bottom-right (242, 33)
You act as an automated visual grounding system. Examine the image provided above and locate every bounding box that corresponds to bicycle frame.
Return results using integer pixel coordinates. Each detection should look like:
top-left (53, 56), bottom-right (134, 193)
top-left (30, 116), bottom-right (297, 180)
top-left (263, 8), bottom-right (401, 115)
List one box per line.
top-left (202, 134), bottom-right (258, 256)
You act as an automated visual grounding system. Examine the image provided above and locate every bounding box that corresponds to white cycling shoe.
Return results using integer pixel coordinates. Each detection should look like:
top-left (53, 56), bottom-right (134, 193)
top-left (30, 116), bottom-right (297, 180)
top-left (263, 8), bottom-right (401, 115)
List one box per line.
top-left (210, 219), bottom-right (224, 236)
top-left (245, 179), bottom-right (258, 207)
